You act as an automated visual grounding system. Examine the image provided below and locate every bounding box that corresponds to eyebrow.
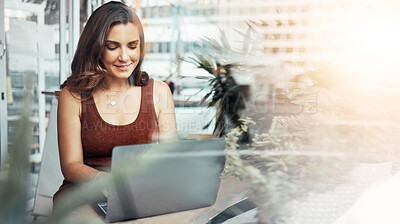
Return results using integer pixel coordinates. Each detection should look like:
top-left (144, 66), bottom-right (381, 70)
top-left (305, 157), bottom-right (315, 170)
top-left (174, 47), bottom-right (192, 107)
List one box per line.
top-left (105, 40), bottom-right (139, 45)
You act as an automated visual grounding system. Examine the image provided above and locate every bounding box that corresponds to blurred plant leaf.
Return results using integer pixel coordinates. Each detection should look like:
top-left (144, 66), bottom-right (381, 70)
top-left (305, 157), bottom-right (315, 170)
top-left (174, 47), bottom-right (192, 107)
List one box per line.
top-left (0, 75), bottom-right (33, 224)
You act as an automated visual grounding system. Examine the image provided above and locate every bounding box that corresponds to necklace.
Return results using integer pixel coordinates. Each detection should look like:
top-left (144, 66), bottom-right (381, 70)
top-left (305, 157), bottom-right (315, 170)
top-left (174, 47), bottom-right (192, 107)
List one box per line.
top-left (101, 83), bottom-right (130, 106)
top-left (101, 85), bottom-right (130, 106)
top-left (103, 89), bottom-right (117, 106)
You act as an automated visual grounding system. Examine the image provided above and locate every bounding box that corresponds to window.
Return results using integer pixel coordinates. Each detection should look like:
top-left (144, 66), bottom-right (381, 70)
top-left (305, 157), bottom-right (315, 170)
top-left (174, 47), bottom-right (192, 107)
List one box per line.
top-left (142, 7), bottom-right (147, 18)
top-left (166, 42), bottom-right (171, 53)
top-left (273, 34), bottom-right (281, 40)
top-left (150, 6), bottom-right (158, 18)
top-left (192, 9), bottom-right (199, 16)
top-left (157, 42), bottom-right (171, 53)
top-left (1, 0), bottom-right (73, 173)
top-left (301, 20), bottom-right (309, 26)
top-left (238, 7), bottom-right (244, 15)
top-left (193, 42), bottom-right (201, 50)
top-left (204, 8), bottom-right (212, 16)
top-left (152, 42), bottom-right (159, 53)
top-left (210, 8), bottom-right (216, 15)
top-left (261, 21), bottom-right (269, 27)
top-left (158, 42), bottom-right (163, 53)
top-left (299, 33), bottom-right (308, 39)
top-left (145, 42), bottom-right (154, 53)
top-left (159, 6), bottom-right (171, 18)
top-left (302, 6), bottom-right (310, 12)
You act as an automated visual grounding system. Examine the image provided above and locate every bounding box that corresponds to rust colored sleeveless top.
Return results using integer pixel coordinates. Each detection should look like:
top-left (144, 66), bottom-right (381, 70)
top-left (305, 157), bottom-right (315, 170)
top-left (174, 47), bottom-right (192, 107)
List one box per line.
top-left (81, 78), bottom-right (159, 169)
top-left (53, 78), bottom-right (158, 203)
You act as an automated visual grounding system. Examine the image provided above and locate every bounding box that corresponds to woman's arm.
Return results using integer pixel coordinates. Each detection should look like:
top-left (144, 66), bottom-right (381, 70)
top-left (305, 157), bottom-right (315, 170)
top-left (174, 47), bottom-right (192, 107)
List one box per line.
top-left (154, 80), bottom-right (178, 142)
top-left (57, 88), bottom-right (103, 183)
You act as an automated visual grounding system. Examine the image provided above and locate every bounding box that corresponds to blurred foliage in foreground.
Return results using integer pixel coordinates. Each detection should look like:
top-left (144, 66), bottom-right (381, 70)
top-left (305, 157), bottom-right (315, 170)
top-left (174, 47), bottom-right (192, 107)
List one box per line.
top-left (0, 76), bottom-right (32, 224)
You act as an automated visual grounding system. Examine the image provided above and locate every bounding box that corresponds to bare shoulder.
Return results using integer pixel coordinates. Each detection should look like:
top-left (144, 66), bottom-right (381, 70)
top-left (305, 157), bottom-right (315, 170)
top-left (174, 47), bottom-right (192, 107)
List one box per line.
top-left (58, 87), bottom-right (81, 115)
top-left (153, 79), bottom-right (171, 94)
top-left (59, 87), bottom-right (81, 103)
top-left (152, 80), bottom-right (174, 115)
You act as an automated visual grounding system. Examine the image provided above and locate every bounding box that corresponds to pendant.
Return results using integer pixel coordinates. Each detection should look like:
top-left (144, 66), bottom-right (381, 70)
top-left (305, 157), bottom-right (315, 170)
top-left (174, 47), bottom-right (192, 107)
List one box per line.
top-left (110, 100), bottom-right (116, 106)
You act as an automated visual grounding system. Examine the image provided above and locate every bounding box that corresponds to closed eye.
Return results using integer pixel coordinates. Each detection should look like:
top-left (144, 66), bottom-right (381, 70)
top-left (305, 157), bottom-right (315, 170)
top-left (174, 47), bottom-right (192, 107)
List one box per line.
top-left (105, 40), bottom-right (139, 50)
top-left (128, 45), bottom-right (138, 50)
top-left (106, 46), bottom-right (118, 50)
top-left (105, 40), bottom-right (119, 50)
top-left (128, 40), bottom-right (139, 50)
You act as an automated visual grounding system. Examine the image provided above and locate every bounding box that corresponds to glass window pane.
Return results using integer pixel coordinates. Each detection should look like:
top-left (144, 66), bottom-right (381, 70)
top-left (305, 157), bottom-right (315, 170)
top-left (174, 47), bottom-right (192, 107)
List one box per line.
top-left (4, 0), bottom-right (68, 177)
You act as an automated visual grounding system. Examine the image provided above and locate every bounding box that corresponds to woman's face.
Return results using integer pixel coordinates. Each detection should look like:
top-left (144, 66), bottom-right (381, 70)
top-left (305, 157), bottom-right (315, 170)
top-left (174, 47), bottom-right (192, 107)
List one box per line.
top-left (102, 22), bottom-right (140, 80)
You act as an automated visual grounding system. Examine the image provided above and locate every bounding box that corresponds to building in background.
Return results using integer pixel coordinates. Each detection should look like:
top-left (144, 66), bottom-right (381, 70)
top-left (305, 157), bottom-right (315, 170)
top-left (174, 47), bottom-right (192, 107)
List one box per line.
top-left (0, 0), bottom-right (385, 169)
top-left (139, 0), bottom-right (329, 87)
top-left (138, 0), bottom-right (384, 106)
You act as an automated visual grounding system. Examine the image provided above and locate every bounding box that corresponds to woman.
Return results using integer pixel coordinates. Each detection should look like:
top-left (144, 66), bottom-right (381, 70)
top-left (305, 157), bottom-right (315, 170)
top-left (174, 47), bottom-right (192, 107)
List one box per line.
top-left (54, 1), bottom-right (177, 204)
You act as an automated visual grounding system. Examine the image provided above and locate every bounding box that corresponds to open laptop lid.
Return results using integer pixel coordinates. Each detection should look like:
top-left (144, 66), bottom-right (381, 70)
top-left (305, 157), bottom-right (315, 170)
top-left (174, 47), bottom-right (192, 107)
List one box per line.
top-left (106, 138), bottom-right (226, 222)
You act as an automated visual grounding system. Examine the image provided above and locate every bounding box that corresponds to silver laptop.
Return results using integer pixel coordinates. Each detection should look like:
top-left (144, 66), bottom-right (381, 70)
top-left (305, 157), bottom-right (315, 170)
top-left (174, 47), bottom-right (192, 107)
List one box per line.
top-left (98, 138), bottom-right (226, 223)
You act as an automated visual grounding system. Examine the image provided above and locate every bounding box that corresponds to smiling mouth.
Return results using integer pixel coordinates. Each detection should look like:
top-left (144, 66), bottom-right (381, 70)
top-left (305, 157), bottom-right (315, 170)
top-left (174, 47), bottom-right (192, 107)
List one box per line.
top-left (114, 64), bottom-right (131, 69)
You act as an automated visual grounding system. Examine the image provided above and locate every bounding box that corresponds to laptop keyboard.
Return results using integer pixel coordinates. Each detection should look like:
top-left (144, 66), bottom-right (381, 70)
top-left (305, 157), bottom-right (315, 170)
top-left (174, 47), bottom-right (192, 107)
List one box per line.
top-left (97, 202), bottom-right (108, 215)
top-left (206, 197), bottom-right (256, 224)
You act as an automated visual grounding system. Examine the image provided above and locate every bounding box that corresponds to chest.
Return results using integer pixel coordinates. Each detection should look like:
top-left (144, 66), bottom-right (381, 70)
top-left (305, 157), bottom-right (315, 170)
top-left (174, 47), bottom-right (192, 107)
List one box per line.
top-left (94, 88), bottom-right (143, 125)
top-left (92, 88), bottom-right (161, 125)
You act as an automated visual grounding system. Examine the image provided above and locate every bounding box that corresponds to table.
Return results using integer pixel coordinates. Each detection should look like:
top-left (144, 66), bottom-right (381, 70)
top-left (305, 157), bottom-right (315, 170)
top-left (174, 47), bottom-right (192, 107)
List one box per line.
top-left (70, 176), bottom-right (251, 224)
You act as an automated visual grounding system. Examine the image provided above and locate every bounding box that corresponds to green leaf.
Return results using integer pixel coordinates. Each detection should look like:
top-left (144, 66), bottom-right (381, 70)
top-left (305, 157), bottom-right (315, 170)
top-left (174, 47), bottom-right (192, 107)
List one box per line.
top-left (200, 92), bottom-right (212, 104)
top-left (219, 28), bottom-right (231, 51)
top-left (202, 118), bottom-right (214, 130)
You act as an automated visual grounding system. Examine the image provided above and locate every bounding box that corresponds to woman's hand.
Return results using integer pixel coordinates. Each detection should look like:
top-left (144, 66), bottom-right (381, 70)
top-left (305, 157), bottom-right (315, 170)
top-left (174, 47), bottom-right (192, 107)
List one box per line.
top-left (93, 171), bottom-right (110, 198)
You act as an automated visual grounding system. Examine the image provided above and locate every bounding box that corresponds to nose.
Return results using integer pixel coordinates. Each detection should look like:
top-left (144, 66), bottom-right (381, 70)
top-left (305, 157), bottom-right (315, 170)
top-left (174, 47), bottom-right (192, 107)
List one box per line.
top-left (118, 48), bottom-right (129, 62)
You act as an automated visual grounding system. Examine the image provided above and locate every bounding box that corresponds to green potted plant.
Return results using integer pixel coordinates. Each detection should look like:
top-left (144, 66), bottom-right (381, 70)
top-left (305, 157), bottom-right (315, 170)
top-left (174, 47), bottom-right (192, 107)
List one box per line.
top-left (187, 28), bottom-right (266, 141)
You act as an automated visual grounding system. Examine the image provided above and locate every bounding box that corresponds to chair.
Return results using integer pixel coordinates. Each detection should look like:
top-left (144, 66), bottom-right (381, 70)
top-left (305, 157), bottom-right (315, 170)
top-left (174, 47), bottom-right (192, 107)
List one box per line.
top-left (32, 98), bottom-right (63, 218)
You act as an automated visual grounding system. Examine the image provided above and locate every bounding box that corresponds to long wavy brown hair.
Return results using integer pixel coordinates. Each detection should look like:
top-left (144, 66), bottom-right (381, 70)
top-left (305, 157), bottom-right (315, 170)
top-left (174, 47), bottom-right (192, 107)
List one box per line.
top-left (60, 1), bottom-right (149, 95)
